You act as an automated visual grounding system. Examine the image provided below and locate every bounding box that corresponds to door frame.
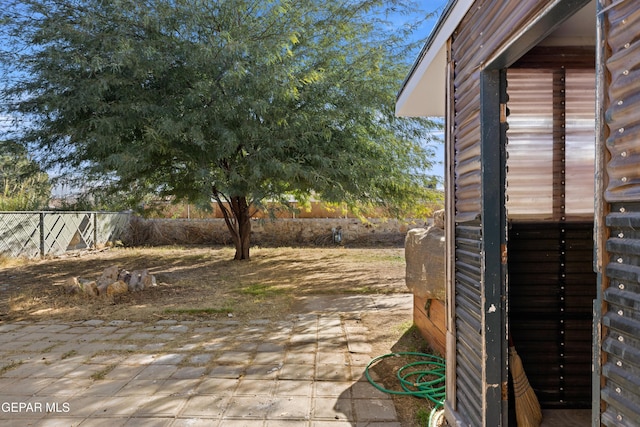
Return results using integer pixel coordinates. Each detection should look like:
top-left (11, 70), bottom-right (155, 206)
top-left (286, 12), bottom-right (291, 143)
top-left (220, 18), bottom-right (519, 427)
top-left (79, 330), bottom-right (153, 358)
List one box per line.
top-left (444, 0), bottom-right (596, 425)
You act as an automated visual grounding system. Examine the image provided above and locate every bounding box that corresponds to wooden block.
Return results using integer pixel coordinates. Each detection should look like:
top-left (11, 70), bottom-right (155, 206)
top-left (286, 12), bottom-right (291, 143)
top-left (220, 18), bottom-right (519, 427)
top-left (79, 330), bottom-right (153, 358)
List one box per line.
top-left (414, 294), bottom-right (446, 356)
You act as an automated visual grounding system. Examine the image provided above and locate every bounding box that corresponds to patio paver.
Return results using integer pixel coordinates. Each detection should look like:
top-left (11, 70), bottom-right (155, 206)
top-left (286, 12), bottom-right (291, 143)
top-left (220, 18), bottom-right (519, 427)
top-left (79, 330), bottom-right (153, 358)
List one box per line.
top-left (0, 294), bottom-right (413, 426)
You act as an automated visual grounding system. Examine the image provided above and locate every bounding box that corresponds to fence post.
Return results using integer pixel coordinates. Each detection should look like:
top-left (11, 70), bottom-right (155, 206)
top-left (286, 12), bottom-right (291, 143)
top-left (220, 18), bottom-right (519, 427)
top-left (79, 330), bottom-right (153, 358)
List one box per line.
top-left (94, 213), bottom-right (99, 249)
top-left (39, 212), bottom-right (45, 257)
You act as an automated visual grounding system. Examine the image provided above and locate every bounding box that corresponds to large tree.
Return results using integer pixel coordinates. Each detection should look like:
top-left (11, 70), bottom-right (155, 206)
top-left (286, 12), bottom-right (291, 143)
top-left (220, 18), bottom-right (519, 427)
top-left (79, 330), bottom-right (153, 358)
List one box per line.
top-left (1, 0), bottom-right (441, 259)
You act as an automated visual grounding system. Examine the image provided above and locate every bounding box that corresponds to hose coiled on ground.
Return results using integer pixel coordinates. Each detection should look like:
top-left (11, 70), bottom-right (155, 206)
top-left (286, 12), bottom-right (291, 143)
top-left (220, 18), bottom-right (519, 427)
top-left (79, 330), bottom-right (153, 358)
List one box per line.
top-left (365, 352), bottom-right (446, 427)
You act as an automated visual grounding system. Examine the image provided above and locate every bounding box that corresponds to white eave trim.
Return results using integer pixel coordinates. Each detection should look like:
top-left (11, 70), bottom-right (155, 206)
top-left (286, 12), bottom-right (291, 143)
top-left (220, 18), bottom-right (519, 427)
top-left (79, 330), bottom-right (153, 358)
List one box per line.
top-left (395, 0), bottom-right (474, 118)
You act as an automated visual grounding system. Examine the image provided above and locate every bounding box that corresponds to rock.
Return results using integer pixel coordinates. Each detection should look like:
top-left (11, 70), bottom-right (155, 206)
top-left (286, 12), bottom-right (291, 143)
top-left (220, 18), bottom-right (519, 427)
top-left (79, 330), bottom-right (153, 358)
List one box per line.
top-left (405, 225), bottom-right (445, 299)
top-left (78, 279), bottom-right (98, 297)
top-left (96, 282), bottom-right (109, 295)
top-left (64, 277), bottom-right (81, 294)
top-left (118, 269), bottom-right (131, 284)
top-left (128, 269), bottom-right (155, 292)
top-left (106, 280), bottom-right (128, 296)
top-left (64, 277), bottom-right (97, 297)
top-left (97, 265), bottom-right (120, 288)
top-left (66, 265), bottom-right (155, 297)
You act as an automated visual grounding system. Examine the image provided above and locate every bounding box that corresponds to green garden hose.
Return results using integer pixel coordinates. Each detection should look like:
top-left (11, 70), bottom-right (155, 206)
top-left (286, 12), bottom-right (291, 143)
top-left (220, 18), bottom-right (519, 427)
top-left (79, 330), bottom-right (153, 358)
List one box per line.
top-left (365, 352), bottom-right (446, 427)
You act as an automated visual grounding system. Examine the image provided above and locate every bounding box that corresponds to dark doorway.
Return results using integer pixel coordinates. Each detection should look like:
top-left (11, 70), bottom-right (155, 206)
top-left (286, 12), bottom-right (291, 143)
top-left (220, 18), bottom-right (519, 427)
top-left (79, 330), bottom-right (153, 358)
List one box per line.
top-left (506, 47), bottom-right (597, 412)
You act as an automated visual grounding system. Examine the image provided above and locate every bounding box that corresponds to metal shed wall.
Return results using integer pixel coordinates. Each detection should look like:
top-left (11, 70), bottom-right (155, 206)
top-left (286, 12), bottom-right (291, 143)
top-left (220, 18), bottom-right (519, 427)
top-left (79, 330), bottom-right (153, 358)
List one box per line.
top-left (447, 0), bottom-right (558, 425)
top-left (599, 1), bottom-right (640, 425)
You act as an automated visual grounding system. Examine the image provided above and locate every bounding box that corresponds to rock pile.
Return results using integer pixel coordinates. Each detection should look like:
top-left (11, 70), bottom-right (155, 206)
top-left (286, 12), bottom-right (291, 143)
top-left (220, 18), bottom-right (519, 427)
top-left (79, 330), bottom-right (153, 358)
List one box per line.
top-left (65, 265), bottom-right (157, 297)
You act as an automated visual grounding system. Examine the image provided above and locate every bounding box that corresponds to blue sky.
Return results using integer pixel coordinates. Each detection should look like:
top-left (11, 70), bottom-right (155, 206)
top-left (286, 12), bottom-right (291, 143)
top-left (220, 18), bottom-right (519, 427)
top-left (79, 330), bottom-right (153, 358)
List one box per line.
top-left (404, 1), bottom-right (448, 182)
top-left (426, 2), bottom-right (448, 182)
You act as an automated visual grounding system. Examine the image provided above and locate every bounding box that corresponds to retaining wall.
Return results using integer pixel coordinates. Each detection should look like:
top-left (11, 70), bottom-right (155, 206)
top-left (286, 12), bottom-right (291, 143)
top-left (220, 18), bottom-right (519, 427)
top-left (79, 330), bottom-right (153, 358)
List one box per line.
top-left (128, 217), bottom-right (431, 247)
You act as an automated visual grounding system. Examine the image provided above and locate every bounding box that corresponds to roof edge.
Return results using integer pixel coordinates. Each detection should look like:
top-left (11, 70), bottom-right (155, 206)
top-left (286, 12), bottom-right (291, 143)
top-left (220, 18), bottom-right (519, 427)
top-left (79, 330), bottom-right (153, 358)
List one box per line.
top-left (396, 0), bottom-right (474, 117)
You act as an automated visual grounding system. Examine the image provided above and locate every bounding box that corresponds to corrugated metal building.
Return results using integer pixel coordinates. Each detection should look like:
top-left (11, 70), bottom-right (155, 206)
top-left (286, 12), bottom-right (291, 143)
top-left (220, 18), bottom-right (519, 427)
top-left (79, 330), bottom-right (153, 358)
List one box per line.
top-left (397, 0), bottom-right (640, 425)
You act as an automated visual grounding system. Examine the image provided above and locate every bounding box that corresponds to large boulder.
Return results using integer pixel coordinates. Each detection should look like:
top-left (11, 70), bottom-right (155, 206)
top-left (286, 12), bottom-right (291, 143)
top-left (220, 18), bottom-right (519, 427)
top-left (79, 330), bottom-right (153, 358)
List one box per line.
top-left (405, 211), bottom-right (445, 299)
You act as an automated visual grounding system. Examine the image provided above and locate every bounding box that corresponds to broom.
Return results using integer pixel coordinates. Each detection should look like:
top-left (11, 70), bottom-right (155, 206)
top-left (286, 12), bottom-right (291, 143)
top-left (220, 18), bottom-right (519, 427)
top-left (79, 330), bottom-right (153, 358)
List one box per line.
top-left (509, 338), bottom-right (542, 427)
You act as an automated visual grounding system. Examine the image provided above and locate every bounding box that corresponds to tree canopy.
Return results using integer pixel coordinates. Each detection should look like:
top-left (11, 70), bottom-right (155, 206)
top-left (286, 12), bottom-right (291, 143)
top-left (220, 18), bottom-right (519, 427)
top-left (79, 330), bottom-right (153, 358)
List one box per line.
top-left (1, 0), bottom-right (442, 259)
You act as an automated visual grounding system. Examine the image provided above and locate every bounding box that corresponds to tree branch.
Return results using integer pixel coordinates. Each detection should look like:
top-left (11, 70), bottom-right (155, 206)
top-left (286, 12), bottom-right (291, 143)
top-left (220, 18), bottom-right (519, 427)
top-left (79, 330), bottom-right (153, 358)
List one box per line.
top-left (212, 186), bottom-right (239, 246)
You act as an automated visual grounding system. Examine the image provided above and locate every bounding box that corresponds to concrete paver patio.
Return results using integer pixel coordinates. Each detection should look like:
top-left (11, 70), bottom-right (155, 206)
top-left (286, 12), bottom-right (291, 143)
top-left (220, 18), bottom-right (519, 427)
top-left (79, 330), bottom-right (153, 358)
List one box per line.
top-left (0, 294), bottom-right (411, 426)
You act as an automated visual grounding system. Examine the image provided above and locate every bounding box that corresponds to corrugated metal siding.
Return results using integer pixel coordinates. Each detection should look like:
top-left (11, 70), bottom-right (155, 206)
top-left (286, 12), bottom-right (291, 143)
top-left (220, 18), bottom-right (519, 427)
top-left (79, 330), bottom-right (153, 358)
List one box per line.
top-left (505, 70), bottom-right (555, 218)
top-left (450, 0), bottom-right (555, 424)
top-left (602, 204), bottom-right (640, 426)
top-left (565, 70), bottom-right (597, 215)
top-left (454, 221), bottom-right (483, 426)
top-left (603, 3), bottom-right (640, 203)
top-left (506, 67), bottom-right (595, 220)
top-left (601, 1), bottom-right (640, 425)
top-left (452, 0), bottom-right (557, 229)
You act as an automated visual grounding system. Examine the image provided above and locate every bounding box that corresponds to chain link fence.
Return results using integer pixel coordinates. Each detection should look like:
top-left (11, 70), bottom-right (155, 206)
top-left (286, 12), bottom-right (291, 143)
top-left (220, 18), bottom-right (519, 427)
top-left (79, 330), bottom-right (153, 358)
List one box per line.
top-left (0, 211), bottom-right (131, 258)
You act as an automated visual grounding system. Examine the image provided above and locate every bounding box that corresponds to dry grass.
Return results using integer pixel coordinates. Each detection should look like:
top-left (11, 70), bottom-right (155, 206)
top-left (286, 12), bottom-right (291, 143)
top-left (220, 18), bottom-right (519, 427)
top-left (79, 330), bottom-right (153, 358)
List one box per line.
top-left (0, 254), bottom-right (30, 268)
top-left (0, 245), bottom-right (441, 427)
top-left (0, 245), bottom-right (407, 322)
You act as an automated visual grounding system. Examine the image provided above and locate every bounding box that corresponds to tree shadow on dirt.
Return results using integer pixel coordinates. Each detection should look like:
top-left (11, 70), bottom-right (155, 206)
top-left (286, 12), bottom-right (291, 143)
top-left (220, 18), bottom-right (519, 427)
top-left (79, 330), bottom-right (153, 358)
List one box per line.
top-left (0, 246), bottom-right (407, 322)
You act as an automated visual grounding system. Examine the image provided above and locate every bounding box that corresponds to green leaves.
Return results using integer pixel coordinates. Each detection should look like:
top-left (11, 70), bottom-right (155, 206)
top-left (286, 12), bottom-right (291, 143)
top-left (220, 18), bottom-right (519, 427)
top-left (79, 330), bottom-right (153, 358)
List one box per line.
top-left (1, 0), bottom-right (442, 218)
top-left (0, 141), bottom-right (51, 211)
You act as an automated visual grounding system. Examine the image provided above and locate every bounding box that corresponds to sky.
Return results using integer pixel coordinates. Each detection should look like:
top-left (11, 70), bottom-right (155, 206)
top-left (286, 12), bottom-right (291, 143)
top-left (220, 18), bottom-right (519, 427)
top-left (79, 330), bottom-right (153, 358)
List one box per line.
top-left (404, 1), bottom-right (448, 182)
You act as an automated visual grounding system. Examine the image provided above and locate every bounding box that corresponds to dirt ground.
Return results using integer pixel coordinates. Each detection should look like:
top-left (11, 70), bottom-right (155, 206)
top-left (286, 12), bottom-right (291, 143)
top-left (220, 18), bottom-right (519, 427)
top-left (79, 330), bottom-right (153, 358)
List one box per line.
top-left (0, 245), bottom-right (442, 426)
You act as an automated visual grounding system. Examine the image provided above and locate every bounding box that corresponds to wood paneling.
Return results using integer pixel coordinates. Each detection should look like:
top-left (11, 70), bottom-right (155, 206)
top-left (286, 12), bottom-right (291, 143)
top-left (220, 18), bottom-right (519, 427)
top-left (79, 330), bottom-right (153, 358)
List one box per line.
top-left (414, 295), bottom-right (446, 356)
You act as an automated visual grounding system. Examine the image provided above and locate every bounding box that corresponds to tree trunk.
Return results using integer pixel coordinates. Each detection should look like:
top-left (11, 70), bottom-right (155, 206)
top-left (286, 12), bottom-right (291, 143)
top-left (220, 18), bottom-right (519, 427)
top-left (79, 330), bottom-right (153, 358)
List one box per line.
top-left (233, 197), bottom-right (251, 260)
top-left (214, 190), bottom-right (252, 260)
